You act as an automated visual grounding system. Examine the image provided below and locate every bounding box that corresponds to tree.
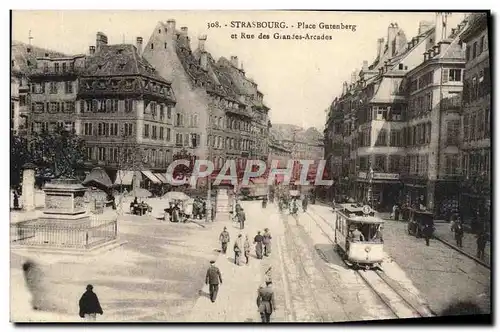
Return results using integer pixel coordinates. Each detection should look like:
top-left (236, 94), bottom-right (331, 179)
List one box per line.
top-left (172, 148), bottom-right (194, 180)
top-left (29, 128), bottom-right (88, 180)
top-left (10, 133), bottom-right (30, 187)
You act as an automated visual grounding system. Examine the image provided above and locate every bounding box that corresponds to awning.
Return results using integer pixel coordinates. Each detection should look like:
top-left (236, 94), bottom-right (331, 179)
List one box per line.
top-left (154, 173), bottom-right (168, 184)
top-left (142, 170), bottom-right (161, 184)
top-left (114, 170), bottom-right (134, 186)
top-left (250, 177), bottom-right (268, 185)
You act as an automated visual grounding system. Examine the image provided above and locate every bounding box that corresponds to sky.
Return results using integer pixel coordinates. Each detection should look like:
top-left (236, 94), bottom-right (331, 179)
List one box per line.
top-left (12, 11), bottom-right (467, 131)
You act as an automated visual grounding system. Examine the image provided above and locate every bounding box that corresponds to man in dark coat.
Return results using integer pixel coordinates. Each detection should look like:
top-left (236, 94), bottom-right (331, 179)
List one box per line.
top-left (79, 284), bottom-right (103, 321)
top-left (205, 260), bottom-right (222, 303)
top-left (454, 221), bottom-right (464, 248)
top-left (219, 227), bottom-right (230, 254)
top-left (476, 231), bottom-right (488, 260)
top-left (254, 231), bottom-right (264, 259)
top-left (422, 224), bottom-right (433, 246)
top-left (256, 281), bottom-right (276, 323)
top-left (238, 209), bottom-right (246, 230)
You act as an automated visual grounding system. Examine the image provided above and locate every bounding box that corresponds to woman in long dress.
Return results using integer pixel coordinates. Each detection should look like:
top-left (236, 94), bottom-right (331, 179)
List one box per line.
top-left (244, 235), bottom-right (251, 265)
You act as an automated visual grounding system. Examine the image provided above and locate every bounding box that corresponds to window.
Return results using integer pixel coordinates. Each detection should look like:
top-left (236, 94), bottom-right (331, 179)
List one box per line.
top-left (166, 128), bottom-right (171, 141)
top-left (62, 63), bottom-right (67, 72)
top-left (164, 42), bottom-right (167, 49)
top-left (389, 155), bottom-right (400, 172)
top-left (184, 134), bottom-right (189, 146)
top-left (398, 63), bottom-right (403, 70)
top-left (85, 147), bottom-right (93, 160)
top-left (446, 120), bottom-right (460, 145)
top-left (151, 43), bottom-right (154, 50)
top-left (54, 63), bottom-right (60, 73)
top-left (110, 123), bottom-right (118, 136)
top-left (391, 80), bottom-right (399, 95)
top-left (98, 147), bottom-right (106, 161)
top-left (375, 129), bottom-right (387, 146)
top-left (152, 126), bottom-right (157, 139)
top-left (390, 130), bottom-right (400, 146)
top-left (472, 41), bottom-right (477, 59)
top-left (84, 123), bottom-right (93, 135)
top-left (33, 103), bottom-right (44, 113)
top-left (445, 154), bottom-right (459, 175)
top-left (466, 45), bottom-right (471, 61)
top-left (49, 82), bottom-right (57, 94)
top-left (176, 113), bottom-right (183, 126)
top-left (484, 108), bottom-right (490, 138)
top-left (471, 76), bottom-right (478, 101)
top-left (167, 106), bottom-right (172, 119)
top-left (160, 104), bottom-right (165, 120)
top-left (470, 113), bottom-right (476, 140)
top-left (449, 69), bottom-right (462, 82)
top-left (176, 133), bottom-right (183, 146)
top-left (125, 99), bottom-right (133, 112)
top-left (479, 35), bottom-right (485, 54)
top-left (144, 124), bottom-right (150, 138)
top-left (48, 102), bottom-right (59, 113)
top-left (151, 102), bottom-right (157, 118)
top-left (123, 123), bottom-right (134, 136)
top-left (374, 155), bottom-right (386, 172)
top-left (64, 101), bottom-right (75, 113)
top-left (160, 127), bottom-right (164, 140)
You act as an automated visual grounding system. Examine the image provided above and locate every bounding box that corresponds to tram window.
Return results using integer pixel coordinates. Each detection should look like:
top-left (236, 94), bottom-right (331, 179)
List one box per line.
top-left (360, 224), bottom-right (383, 242)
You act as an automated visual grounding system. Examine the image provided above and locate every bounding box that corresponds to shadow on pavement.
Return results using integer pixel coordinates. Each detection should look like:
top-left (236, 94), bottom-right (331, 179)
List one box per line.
top-left (314, 243), bottom-right (345, 266)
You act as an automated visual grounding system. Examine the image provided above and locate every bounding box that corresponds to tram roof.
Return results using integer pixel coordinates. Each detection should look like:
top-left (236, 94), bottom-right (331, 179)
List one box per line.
top-left (348, 215), bottom-right (385, 224)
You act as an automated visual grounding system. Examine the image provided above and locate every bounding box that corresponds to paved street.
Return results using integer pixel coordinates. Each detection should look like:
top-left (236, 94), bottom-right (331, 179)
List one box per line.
top-left (433, 222), bottom-right (491, 267)
top-left (11, 199), bottom-right (227, 322)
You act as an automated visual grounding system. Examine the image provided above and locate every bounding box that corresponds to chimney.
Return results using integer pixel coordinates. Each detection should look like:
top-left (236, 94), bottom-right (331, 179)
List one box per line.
top-left (180, 27), bottom-right (188, 36)
top-left (342, 81), bottom-right (348, 95)
top-left (166, 19), bottom-right (176, 33)
top-left (376, 38), bottom-right (384, 59)
top-left (198, 34), bottom-right (207, 52)
top-left (362, 60), bottom-right (368, 71)
top-left (198, 35), bottom-right (208, 71)
top-left (418, 20), bottom-right (433, 35)
top-left (136, 37), bottom-right (143, 54)
top-left (230, 56), bottom-right (238, 68)
top-left (89, 46), bottom-right (96, 55)
top-left (387, 23), bottom-right (398, 57)
top-left (96, 32), bottom-right (108, 51)
top-left (435, 13), bottom-right (444, 45)
top-left (351, 71), bottom-right (357, 84)
top-left (240, 62), bottom-right (245, 73)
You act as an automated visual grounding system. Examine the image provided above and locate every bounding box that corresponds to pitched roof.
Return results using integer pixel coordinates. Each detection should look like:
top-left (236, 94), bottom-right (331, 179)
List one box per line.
top-left (83, 44), bottom-right (167, 83)
top-left (11, 41), bottom-right (67, 73)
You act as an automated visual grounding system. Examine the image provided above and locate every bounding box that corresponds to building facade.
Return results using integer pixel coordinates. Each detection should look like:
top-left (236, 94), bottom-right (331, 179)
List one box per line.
top-left (142, 20), bottom-right (270, 182)
top-left (324, 14), bottom-right (475, 214)
top-left (459, 13), bottom-right (491, 229)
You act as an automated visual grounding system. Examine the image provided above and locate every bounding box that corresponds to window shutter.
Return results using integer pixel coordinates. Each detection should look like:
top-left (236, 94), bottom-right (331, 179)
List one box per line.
top-left (442, 69), bottom-right (449, 83)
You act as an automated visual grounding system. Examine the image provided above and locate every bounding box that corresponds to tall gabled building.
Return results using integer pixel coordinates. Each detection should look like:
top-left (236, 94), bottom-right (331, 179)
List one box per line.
top-left (77, 32), bottom-right (176, 184)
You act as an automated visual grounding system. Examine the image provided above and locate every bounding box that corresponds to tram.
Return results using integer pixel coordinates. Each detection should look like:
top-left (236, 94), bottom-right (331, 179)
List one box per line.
top-left (334, 203), bottom-right (385, 269)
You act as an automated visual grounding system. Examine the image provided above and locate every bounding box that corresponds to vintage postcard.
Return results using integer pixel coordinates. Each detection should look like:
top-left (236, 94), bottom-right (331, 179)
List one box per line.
top-left (10, 10), bottom-right (491, 323)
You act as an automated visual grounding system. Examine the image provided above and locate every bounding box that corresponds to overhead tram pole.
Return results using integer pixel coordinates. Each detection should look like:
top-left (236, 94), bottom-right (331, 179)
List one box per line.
top-left (206, 109), bottom-right (213, 223)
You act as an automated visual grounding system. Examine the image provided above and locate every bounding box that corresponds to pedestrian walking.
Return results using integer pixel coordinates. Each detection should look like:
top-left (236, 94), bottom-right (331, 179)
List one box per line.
top-left (302, 195), bottom-right (308, 212)
top-left (238, 209), bottom-right (246, 230)
top-left (219, 227), bottom-right (230, 254)
top-left (244, 235), bottom-right (251, 265)
top-left (454, 221), bottom-right (464, 248)
top-left (256, 281), bottom-right (276, 323)
top-left (263, 228), bottom-right (272, 256)
top-left (78, 284), bottom-right (103, 322)
top-left (422, 223), bottom-right (433, 246)
top-left (254, 231), bottom-right (264, 259)
top-left (476, 230), bottom-right (488, 260)
top-left (234, 234), bottom-right (243, 265)
top-left (205, 260), bottom-right (222, 303)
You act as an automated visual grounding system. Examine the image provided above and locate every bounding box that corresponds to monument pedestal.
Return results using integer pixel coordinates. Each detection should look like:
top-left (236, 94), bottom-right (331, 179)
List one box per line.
top-left (216, 189), bottom-right (231, 221)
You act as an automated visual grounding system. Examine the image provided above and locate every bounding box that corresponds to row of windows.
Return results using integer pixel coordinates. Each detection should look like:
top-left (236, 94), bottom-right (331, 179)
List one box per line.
top-left (85, 146), bottom-right (170, 168)
top-left (207, 135), bottom-right (254, 151)
top-left (30, 81), bottom-right (74, 94)
top-left (466, 34), bottom-right (488, 62)
top-left (32, 121), bottom-right (75, 133)
top-left (175, 133), bottom-right (201, 148)
top-left (463, 67), bottom-right (490, 103)
top-left (368, 106), bottom-right (403, 122)
top-left (143, 124), bottom-right (172, 141)
top-left (461, 149), bottom-right (490, 178)
top-left (40, 61), bottom-right (76, 73)
top-left (80, 99), bottom-right (135, 113)
top-left (32, 101), bottom-right (76, 114)
top-left (463, 108), bottom-right (490, 142)
top-left (145, 101), bottom-right (174, 121)
top-left (446, 120), bottom-right (460, 146)
top-left (407, 92), bottom-right (433, 119)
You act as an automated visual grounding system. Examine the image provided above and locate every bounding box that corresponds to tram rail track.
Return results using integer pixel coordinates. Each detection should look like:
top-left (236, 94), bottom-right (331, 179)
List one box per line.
top-left (304, 207), bottom-right (432, 319)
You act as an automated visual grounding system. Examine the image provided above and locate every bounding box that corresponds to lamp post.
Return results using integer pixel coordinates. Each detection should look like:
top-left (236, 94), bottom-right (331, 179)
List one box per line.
top-left (206, 111), bottom-right (213, 223)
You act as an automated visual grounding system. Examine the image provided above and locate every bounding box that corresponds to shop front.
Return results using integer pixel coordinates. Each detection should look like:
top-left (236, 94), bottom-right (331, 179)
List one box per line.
top-left (356, 171), bottom-right (402, 211)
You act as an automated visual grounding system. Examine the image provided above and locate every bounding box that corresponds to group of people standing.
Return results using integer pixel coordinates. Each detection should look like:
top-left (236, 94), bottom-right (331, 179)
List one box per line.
top-left (164, 197), bottom-right (216, 223)
top-left (218, 227), bottom-right (273, 265)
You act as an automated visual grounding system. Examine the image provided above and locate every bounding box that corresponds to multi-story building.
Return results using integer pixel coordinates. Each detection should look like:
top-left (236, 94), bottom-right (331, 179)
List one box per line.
top-left (325, 14), bottom-right (473, 213)
top-left (142, 20), bottom-right (270, 181)
top-left (11, 41), bottom-right (66, 137)
top-left (29, 54), bottom-right (86, 136)
top-left (77, 32), bottom-right (177, 184)
top-left (268, 134), bottom-right (292, 169)
top-left (459, 12), bottom-right (491, 228)
top-left (403, 15), bottom-right (469, 217)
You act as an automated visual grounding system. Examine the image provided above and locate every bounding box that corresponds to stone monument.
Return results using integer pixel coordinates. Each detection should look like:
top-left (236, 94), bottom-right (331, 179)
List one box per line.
top-left (21, 163), bottom-right (36, 212)
top-left (215, 189), bottom-right (231, 221)
top-left (12, 178), bottom-right (118, 250)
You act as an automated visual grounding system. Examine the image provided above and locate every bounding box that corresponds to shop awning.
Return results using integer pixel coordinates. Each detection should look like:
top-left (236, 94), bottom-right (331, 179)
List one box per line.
top-left (142, 170), bottom-right (161, 184)
top-left (154, 173), bottom-right (168, 184)
top-left (114, 170), bottom-right (134, 186)
top-left (250, 177), bottom-right (268, 185)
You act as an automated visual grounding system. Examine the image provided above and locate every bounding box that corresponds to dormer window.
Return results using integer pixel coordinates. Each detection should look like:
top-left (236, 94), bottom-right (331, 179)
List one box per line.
top-left (398, 63), bottom-right (404, 70)
top-left (45, 53), bottom-right (49, 57)
top-left (98, 65), bottom-right (102, 70)
top-left (119, 64), bottom-right (125, 70)
top-left (117, 49), bottom-right (123, 54)
top-left (158, 29), bottom-right (161, 33)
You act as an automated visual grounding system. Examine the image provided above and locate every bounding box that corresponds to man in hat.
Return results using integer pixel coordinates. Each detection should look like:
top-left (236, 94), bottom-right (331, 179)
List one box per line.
top-left (238, 208), bottom-right (246, 230)
top-left (219, 227), bottom-right (230, 254)
top-left (263, 228), bottom-right (272, 256)
top-left (256, 281), bottom-right (276, 323)
top-left (205, 260), bottom-right (223, 303)
top-left (234, 234), bottom-right (243, 265)
top-left (79, 284), bottom-right (103, 321)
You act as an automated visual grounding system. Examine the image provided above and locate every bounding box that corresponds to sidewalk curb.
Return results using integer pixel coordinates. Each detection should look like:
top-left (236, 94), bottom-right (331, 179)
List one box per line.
top-left (433, 235), bottom-right (490, 269)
